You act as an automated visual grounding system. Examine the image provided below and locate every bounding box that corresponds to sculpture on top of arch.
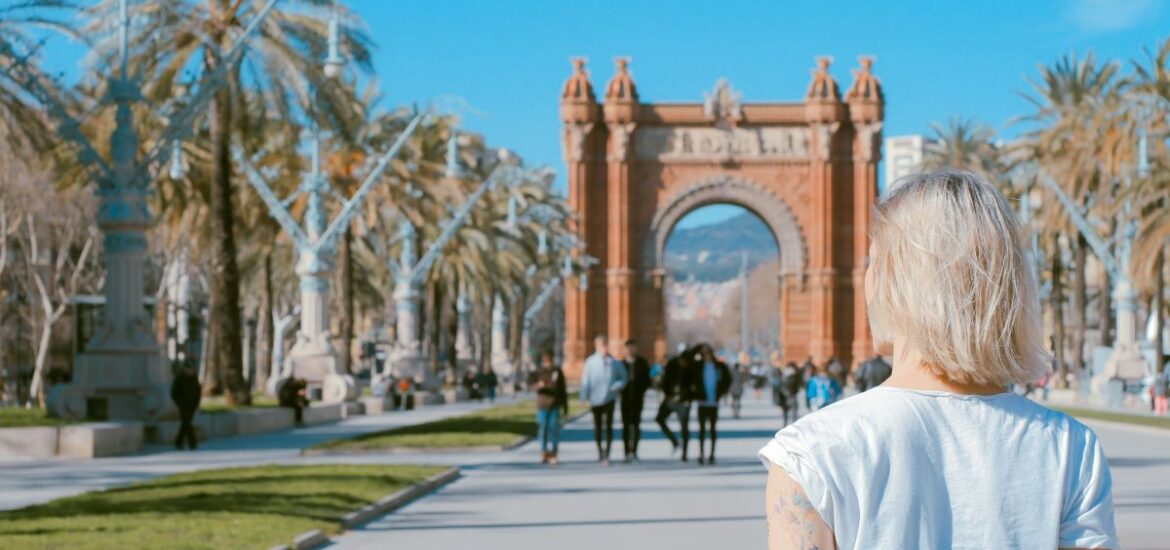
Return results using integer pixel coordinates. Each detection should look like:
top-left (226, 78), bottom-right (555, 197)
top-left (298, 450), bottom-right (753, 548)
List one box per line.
top-left (559, 56), bottom-right (884, 380)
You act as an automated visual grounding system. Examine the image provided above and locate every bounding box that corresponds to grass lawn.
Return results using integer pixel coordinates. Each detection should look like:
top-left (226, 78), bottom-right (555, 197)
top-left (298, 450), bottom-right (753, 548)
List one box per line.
top-left (0, 464), bottom-right (444, 550)
top-left (1055, 406), bottom-right (1170, 431)
top-left (199, 393), bottom-right (281, 414)
top-left (0, 407), bottom-right (80, 428)
top-left (310, 399), bottom-right (585, 452)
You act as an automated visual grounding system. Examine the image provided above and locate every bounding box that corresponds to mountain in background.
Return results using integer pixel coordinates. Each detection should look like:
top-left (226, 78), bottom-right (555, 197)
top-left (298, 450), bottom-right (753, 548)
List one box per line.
top-left (664, 211), bottom-right (778, 282)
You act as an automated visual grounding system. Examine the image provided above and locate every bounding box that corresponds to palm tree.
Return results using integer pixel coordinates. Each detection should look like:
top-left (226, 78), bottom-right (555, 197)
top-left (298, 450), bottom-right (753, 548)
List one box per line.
top-left (922, 117), bottom-right (1005, 189)
top-left (0, 1), bottom-right (80, 158)
top-left (1129, 38), bottom-right (1170, 373)
top-left (86, 0), bottom-right (373, 404)
top-left (1018, 52), bottom-right (1122, 385)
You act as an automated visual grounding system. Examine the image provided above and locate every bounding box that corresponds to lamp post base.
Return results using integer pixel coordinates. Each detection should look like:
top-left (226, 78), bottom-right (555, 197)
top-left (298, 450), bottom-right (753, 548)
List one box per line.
top-left (48, 346), bottom-right (171, 422)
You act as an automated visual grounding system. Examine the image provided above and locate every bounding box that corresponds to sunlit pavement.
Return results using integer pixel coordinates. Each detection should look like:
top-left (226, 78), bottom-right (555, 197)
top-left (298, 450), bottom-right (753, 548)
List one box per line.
top-left (330, 393), bottom-right (1170, 550)
top-left (0, 399), bottom-right (506, 511)
top-left (332, 393), bottom-right (777, 550)
top-left (1, 391), bottom-right (1166, 549)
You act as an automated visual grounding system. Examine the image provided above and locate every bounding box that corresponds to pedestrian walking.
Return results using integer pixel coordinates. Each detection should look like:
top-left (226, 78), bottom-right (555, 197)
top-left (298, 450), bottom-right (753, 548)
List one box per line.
top-left (800, 357), bottom-right (816, 410)
top-left (656, 343), bottom-right (697, 462)
top-left (620, 339), bottom-right (651, 463)
top-left (170, 365), bottom-right (201, 450)
top-left (826, 356), bottom-right (846, 389)
top-left (730, 362), bottom-right (749, 419)
top-left (1154, 370), bottom-right (1169, 416)
top-left (279, 377), bottom-right (309, 425)
top-left (855, 354), bottom-right (892, 393)
top-left (806, 364), bottom-right (842, 412)
top-left (580, 334), bottom-right (627, 466)
top-left (462, 370), bottom-right (481, 401)
top-left (479, 368), bottom-right (499, 402)
top-left (534, 351), bottom-right (568, 465)
top-left (780, 362), bottom-right (802, 425)
top-left (694, 344), bottom-right (731, 465)
top-left (760, 170), bottom-right (1117, 549)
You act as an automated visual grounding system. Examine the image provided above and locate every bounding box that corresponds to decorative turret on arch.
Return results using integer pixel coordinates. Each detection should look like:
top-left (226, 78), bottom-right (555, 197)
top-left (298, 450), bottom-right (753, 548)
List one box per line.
top-left (642, 175), bottom-right (807, 277)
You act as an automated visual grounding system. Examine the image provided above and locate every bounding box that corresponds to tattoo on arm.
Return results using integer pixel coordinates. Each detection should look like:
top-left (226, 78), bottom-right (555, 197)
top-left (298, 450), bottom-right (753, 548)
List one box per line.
top-left (766, 463), bottom-right (836, 550)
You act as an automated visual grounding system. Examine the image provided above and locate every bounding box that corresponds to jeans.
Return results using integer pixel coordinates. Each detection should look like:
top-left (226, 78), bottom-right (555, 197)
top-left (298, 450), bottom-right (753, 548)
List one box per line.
top-left (536, 407), bottom-right (562, 453)
top-left (591, 401), bottom-right (616, 459)
top-left (655, 400), bottom-right (692, 458)
top-left (697, 404), bottom-right (719, 460)
top-left (621, 397), bottom-right (645, 457)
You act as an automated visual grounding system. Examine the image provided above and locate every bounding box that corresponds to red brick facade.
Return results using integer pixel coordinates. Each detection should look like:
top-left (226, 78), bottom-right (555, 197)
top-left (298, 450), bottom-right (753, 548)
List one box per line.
top-left (560, 56), bottom-right (884, 380)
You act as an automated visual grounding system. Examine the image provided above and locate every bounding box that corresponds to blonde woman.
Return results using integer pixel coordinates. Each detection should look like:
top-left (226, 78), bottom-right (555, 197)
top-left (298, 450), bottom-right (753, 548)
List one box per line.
top-left (759, 170), bottom-right (1117, 549)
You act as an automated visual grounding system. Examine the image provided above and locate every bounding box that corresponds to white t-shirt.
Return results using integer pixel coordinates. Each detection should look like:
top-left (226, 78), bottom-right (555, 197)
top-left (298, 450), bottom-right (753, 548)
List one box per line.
top-left (758, 386), bottom-right (1118, 550)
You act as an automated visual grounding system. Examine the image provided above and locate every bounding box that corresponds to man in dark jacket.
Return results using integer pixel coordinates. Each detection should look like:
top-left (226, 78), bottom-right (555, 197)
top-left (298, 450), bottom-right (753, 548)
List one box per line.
top-left (279, 377), bottom-right (309, 425)
top-left (856, 355), bottom-right (893, 393)
top-left (620, 339), bottom-right (652, 462)
top-left (691, 344), bottom-right (732, 465)
top-left (656, 344), bottom-right (698, 462)
top-left (170, 365), bottom-right (202, 450)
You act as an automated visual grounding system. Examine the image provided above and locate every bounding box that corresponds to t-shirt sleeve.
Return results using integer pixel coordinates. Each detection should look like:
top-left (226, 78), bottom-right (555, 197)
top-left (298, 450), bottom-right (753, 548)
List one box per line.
top-left (758, 427), bottom-right (835, 529)
top-left (1059, 427), bottom-right (1119, 549)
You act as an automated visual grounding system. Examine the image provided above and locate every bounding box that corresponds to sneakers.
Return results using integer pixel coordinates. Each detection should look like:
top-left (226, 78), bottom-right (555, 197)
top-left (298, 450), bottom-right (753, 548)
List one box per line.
top-left (549, 452), bottom-right (559, 466)
top-left (540, 452), bottom-right (549, 464)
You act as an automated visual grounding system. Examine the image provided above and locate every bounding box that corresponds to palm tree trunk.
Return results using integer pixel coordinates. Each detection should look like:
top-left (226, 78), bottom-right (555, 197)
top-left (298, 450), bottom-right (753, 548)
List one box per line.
top-left (1071, 235), bottom-right (1087, 373)
top-left (1155, 243), bottom-right (1165, 374)
top-left (255, 252), bottom-right (273, 391)
top-left (205, 84), bottom-right (249, 405)
top-left (1099, 268), bottom-right (1113, 347)
top-left (444, 288), bottom-right (458, 383)
top-left (338, 227), bottom-right (354, 374)
top-left (428, 282), bottom-right (442, 374)
top-left (1051, 233), bottom-right (1067, 388)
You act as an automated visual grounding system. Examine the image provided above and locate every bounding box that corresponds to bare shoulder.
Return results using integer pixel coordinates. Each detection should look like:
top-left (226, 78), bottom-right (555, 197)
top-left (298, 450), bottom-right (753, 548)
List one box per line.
top-left (766, 463), bottom-right (837, 550)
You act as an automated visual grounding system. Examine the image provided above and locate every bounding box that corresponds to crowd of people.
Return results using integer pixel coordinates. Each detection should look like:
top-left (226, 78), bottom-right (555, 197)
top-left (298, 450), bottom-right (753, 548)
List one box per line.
top-left (527, 333), bottom-right (897, 468)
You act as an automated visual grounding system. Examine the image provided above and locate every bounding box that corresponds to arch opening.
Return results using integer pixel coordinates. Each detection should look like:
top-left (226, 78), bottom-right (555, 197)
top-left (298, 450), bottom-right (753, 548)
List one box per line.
top-left (662, 203), bottom-right (782, 361)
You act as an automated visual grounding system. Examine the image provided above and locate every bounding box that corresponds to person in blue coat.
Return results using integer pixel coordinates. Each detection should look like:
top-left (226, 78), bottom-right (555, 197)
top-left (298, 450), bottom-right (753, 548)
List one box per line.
top-left (580, 334), bottom-right (627, 466)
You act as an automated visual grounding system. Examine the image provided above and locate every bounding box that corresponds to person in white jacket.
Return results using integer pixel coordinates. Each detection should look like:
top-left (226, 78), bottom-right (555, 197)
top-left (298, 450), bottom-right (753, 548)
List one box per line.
top-left (580, 334), bottom-right (627, 466)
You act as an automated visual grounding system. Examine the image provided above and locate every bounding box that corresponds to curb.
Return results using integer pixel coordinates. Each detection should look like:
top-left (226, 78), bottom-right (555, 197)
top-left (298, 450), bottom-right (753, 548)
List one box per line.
top-left (278, 466), bottom-right (461, 549)
top-left (340, 466), bottom-right (461, 529)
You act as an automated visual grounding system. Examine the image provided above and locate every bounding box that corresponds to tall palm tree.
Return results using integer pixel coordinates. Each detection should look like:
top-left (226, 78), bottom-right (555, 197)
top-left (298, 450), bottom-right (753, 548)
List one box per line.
top-left (86, 0), bottom-right (373, 403)
top-left (922, 117), bottom-right (1005, 189)
top-left (0, 1), bottom-right (80, 157)
top-left (1018, 52), bottom-right (1122, 385)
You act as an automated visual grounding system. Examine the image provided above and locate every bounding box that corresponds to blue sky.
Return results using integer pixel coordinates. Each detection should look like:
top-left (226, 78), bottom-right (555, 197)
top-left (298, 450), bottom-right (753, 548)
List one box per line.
top-left (35, 0), bottom-right (1170, 228)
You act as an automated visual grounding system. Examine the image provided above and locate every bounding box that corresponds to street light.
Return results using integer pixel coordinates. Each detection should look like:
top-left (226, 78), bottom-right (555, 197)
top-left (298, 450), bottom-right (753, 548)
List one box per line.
top-left (323, 1), bottom-right (346, 80)
top-left (1, 0), bottom-right (283, 420)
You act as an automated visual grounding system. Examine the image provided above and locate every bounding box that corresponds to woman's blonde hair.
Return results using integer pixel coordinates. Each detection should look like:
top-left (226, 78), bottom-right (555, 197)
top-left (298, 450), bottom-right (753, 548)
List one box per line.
top-left (868, 169), bottom-right (1047, 386)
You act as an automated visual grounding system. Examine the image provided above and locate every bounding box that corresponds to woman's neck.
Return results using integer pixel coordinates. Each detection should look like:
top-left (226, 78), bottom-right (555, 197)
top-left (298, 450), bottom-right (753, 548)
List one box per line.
top-left (881, 340), bottom-right (1005, 396)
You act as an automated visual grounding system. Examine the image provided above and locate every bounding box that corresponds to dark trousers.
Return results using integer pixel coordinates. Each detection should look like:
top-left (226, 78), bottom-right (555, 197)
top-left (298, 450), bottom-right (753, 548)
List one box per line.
top-left (697, 404), bottom-right (719, 460)
top-left (590, 401), bottom-right (616, 460)
top-left (175, 407), bottom-right (197, 450)
top-left (621, 397), bottom-right (645, 457)
top-left (655, 400), bottom-right (691, 458)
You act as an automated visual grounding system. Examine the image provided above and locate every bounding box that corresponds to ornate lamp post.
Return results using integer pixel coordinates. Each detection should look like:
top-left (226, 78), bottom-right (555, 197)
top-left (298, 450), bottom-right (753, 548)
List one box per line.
top-left (385, 130), bottom-right (554, 394)
top-left (0, 0), bottom-right (281, 420)
top-left (1039, 119), bottom-right (1152, 406)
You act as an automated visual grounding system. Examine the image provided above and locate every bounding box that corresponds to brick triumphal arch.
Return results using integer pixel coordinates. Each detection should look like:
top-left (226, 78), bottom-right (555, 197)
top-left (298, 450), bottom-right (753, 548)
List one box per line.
top-left (559, 57), bottom-right (884, 378)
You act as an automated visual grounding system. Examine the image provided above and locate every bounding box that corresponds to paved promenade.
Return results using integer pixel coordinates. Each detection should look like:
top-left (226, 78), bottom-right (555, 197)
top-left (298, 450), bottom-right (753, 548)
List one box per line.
top-left (332, 394), bottom-right (1170, 550)
top-left (2, 391), bottom-right (1168, 549)
top-left (0, 399), bottom-right (502, 510)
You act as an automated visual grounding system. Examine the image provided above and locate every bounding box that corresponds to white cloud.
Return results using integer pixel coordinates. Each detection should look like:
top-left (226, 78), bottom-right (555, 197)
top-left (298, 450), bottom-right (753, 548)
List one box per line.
top-left (1067, 0), bottom-right (1161, 32)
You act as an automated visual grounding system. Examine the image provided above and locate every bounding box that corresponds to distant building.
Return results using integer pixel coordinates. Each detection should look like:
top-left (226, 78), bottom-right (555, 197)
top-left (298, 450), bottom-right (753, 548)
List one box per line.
top-left (884, 135), bottom-right (931, 192)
